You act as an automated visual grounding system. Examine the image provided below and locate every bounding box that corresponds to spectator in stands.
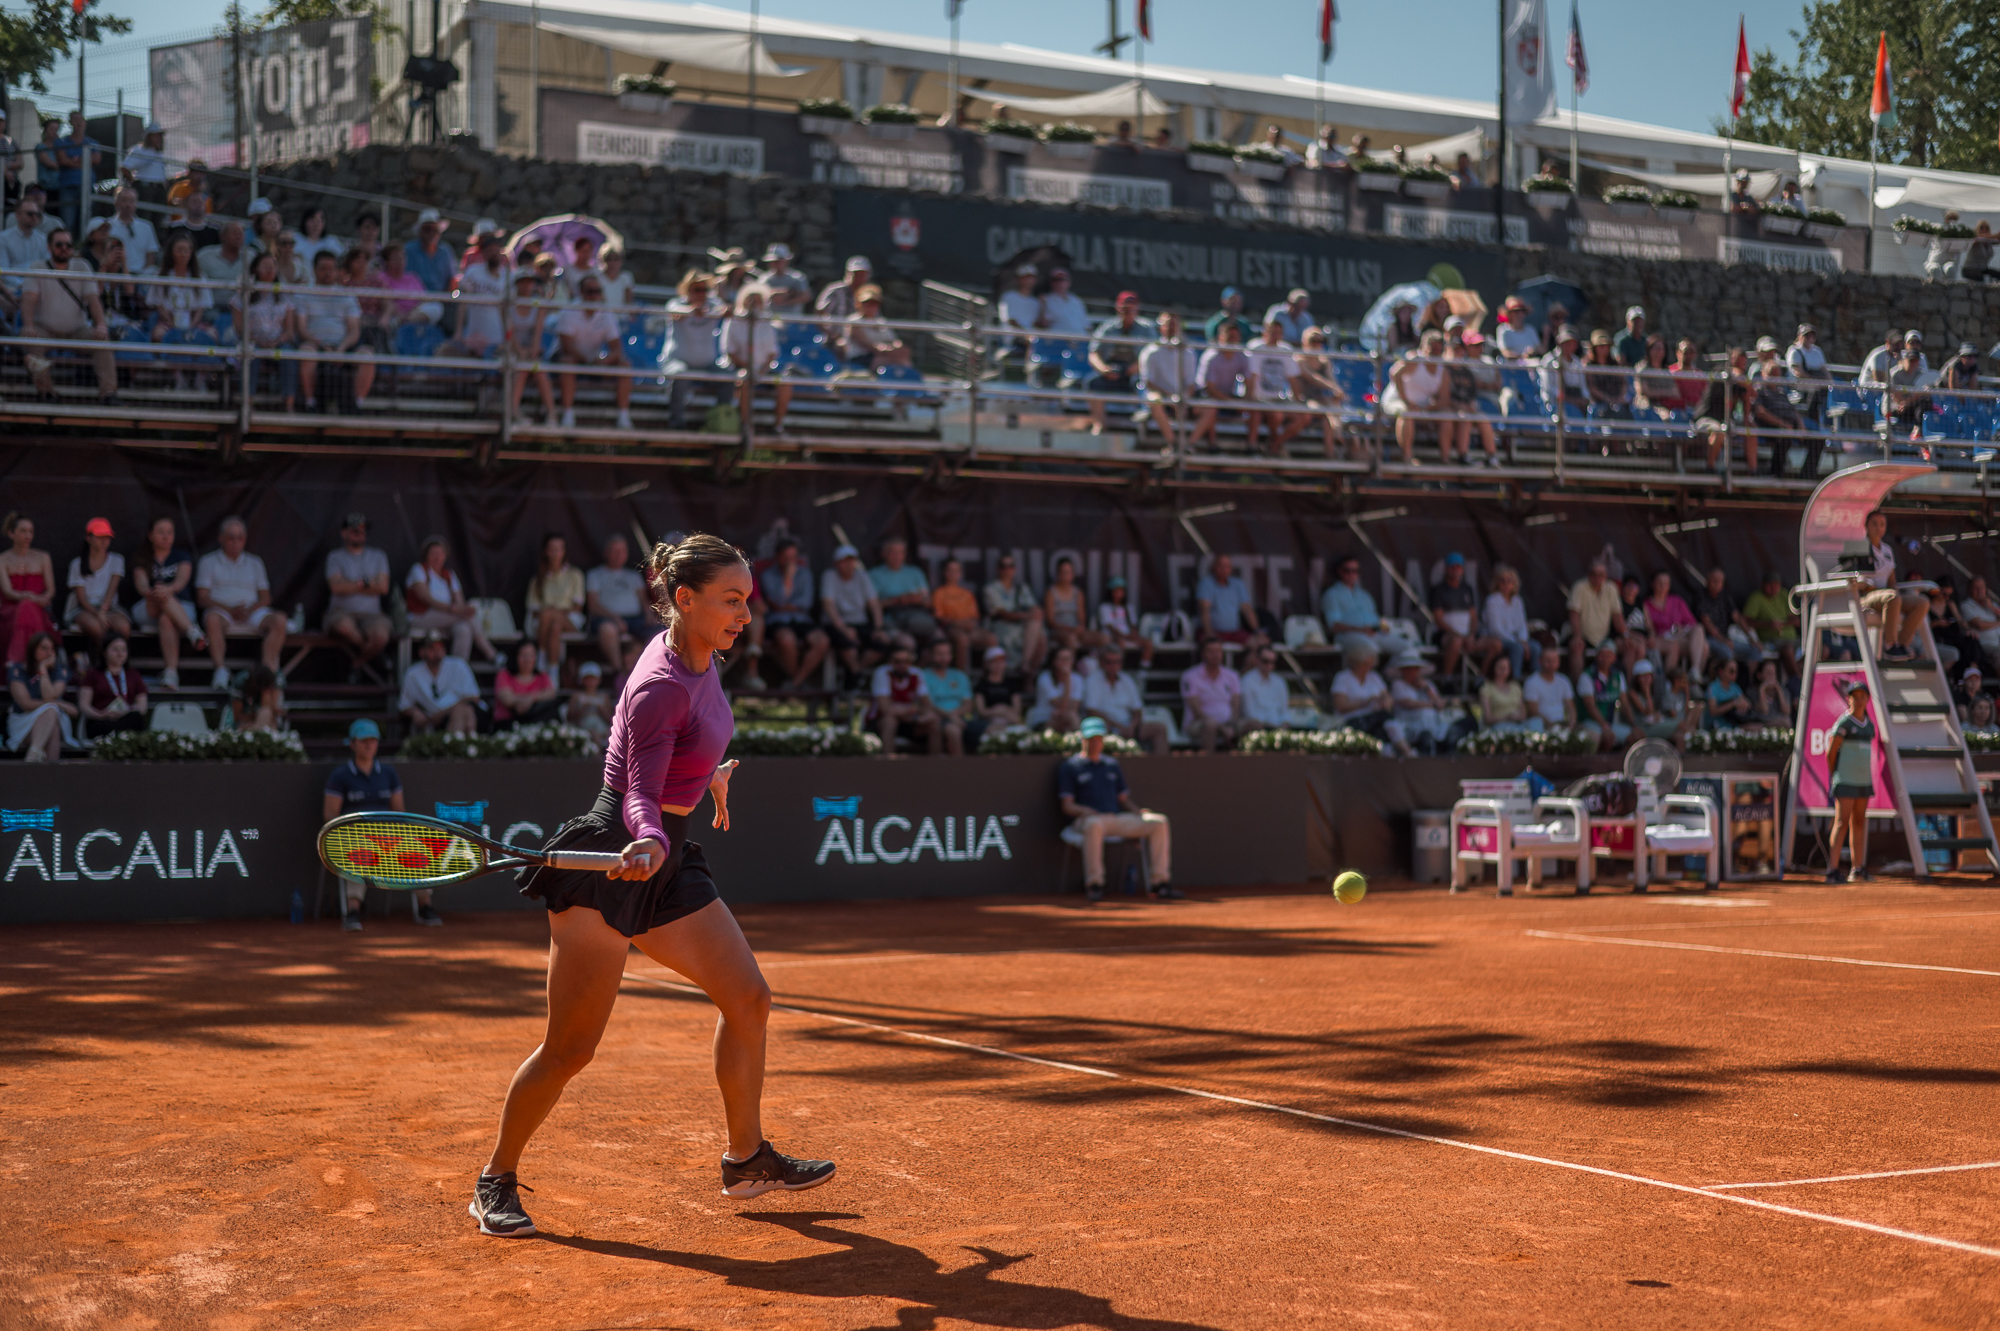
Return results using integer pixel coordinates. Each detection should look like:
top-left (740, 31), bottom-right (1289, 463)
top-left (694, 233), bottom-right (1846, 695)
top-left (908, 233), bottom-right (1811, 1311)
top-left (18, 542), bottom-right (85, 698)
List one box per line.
top-left (1179, 637), bottom-right (1241, 751)
top-left (175, 191), bottom-right (219, 247)
top-left (1742, 570), bottom-right (1800, 673)
top-left (1095, 575), bottom-right (1152, 668)
top-left (1575, 640), bottom-right (1632, 751)
top-left (1727, 170), bottom-right (1757, 216)
top-left (525, 532), bottom-right (585, 671)
top-left (1787, 323), bottom-right (1828, 422)
top-left (599, 245), bottom-right (635, 314)
top-left (1886, 343), bottom-right (1934, 435)
top-left (21, 228), bottom-right (117, 403)
top-left (1960, 576), bottom-right (2000, 670)
top-left (1028, 644), bottom-right (1085, 732)
top-left (968, 645), bottom-right (1023, 748)
top-left (196, 517), bottom-right (286, 690)
top-left (495, 639), bottom-right (564, 728)
top-left (295, 208), bottom-right (342, 272)
top-left (553, 272), bottom-right (635, 431)
top-left (711, 251), bottom-right (751, 310)
top-left (319, 511), bottom-right (394, 679)
top-left (1059, 717), bottom-right (1178, 903)
top-left (1492, 296), bottom-right (1540, 360)
top-left (77, 633), bottom-right (146, 738)
top-left (130, 517), bottom-right (198, 689)
top-left (404, 209), bottom-right (457, 295)
top-left (1689, 344), bottom-right (1753, 471)
top-left (1642, 570), bottom-right (1704, 677)
top-left (1331, 639), bottom-right (1392, 739)
top-left (0, 194), bottom-right (50, 310)
top-left (7, 631), bottom-right (74, 760)
top-left (1085, 291), bottom-right (1149, 434)
top-left (1616, 574), bottom-right (1652, 672)
top-left (1083, 643), bottom-right (1166, 754)
top-left (1246, 317), bottom-right (1305, 453)
top-left (870, 537), bottom-right (934, 647)
top-left (1748, 658), bottom-right (1790, 726)
top-left (1748, 339), bottom-right (1803, 475)
top-left (1625, 660), bottom-right (1683, 743)
top-left (1203, 286), bottom-right (1254, 346)
top-left (1305, 124), bottom-right (1343, 169)
top-left (754, 242), bottom-right (811, 314)
top-left (1257, 289), bottom-right (1314, 347)
top-left (1704, 658), bottom-right (1751, 728)
top-left (238, 252), bottom-right (300, 408)
top-left (1383, 329), bottom-right (1447, 463)
top-left (1566, 558), bottom-right (1622, 676)
top-left (1043, 556), bottom-right (1100, 659)
top-left (0, 513), bottom-right (58, 664)
top-left (918, 637), bottom-right (972, 755)
top-left (1428, 552), bottom-right (1497, 681)
top-left (502, 269), bottom-right (555, 425)
top-left (400, 630), bottom-right (478, 735)
top-left (1693, 566), bottom-right (1758, 671)
top-left (230, 663), bottom-right (285, 733)
top-left (1582, 329), bottom-right (1633, 419)
top-left (661, 268), bottom-right (725, 431)
top-left (821, 543), bottom-right (887, 678)
top-left (1195, 553), bottom-right (1265, 648)
top-left (1039, 268), bottom-right (1091, 336)
top-left (565, 660), bottom-right (614, 745)
top-left (1188, 321), bottom-right (1251, 450)
top-left (1138, 313), bottom-right (1199, 448)
top-left (193, 221), bottom-right (246, 311)
top-left (1613, 306), bottom-right (1648, 368)
top-left (1965, 223), bottom-right (1997, 284)
top-left (1322, 555), bottom-right (1409, 660)
top-left (403, 536), bottom-right (491, 661)
top-left (295, 250), bottom-right (361, 414)
top-left (1522, 644), bottom-right (1576, 731)
top-left (759, 539), bottom-right (830, 689)
top-left (997, 263), bottom-right (1042, 343)
top-left (452, 230), bottom-right (509, 357)
top-left (120, 120), bottom-right (168, 202)
top-left (1940, 341), bottom-right (1983, 395)
top-left (107, 188), bottom-right (159, 275)
top-left (816, 255), bottom-right (872, 323)
top-left (586, 534), bottom-right (650, 674)
top-left (843, 285), bottom-right (912, 371)
top-left (96, 237), bottom-right (147, 335)
top-left (1388, 650), bottom-right (1451, 756)
top-left (552, 234), bottom-right (600, 305)
top-left (1439, 335), bottom-right (1499, 466)
top-left (1258, 123), bottom-right (1302, 166)
top-left (722, 287), bottom-right (791, 433)
top-left (1476, 654), bottom-right (1535, 733)
top-left (245, 198), bottom-right (283, 257)
top-left (871, 644), bottom-right (939, 751)
top-left (1633, 336), bottom-right (1681, 421)
top-left (64, 516), bottom-right (129, 653)
top-left (931, 557), bottom-right (988, 670)
top-left (983, 553), bottom-right (1046, 673)
top-left (1238, 646), bottom-right (1291, 735)
top-left (1537, 326), bottom-right (1587, 416)
top-left (1481, 562), bottom-right (1531, 682)
top-left (1859, 328), bottom-right (1920, 386)
top-left (1291, 328), bottom-right (1351, 459)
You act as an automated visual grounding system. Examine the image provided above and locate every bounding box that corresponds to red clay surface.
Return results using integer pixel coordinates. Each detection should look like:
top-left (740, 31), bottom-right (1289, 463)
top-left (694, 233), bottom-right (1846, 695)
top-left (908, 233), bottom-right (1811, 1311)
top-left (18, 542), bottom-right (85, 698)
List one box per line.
top-left (9, 876), bottom-right (2000, 1329)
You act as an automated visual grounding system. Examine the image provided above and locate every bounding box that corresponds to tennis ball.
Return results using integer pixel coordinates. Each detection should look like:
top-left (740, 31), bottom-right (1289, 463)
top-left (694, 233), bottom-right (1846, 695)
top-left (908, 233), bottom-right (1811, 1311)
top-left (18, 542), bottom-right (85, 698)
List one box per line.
top-left (1332, 871), bottom-right (1368, 905)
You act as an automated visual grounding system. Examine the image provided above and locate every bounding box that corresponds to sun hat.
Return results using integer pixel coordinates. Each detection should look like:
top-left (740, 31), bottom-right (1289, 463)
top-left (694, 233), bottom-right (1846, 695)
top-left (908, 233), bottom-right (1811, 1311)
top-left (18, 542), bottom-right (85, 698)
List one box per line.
top-left (1625, 305), bottom-right (1645, 321)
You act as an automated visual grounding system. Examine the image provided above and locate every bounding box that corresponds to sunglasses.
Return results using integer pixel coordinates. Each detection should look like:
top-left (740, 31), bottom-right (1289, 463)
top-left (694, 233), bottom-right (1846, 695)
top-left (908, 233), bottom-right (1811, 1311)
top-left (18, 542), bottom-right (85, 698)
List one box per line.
top-left (49, 241), bottom-right (71, 250)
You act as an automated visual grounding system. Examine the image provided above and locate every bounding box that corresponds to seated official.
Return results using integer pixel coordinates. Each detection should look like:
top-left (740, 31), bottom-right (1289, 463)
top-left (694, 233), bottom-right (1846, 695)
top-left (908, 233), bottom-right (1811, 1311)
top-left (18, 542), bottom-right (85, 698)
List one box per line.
top-left (1058, 717), bottom-right (1179, 903)
top-left (400, 630), bottom-right (480, 735)
top-left (322, 718), bottom-right (439, 930)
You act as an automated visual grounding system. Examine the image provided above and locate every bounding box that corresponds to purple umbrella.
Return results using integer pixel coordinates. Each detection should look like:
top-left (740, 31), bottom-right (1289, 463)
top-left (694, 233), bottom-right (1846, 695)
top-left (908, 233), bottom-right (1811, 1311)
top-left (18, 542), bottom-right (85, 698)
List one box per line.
top-left (503, 214), bottom-right (627, 268)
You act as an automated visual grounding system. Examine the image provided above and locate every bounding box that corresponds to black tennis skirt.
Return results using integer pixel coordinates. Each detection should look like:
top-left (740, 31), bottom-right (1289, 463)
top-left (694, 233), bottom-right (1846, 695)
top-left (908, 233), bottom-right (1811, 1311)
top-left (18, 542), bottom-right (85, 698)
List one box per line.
top-left (1830, 780), bottom-right (1875, 801)
top-left (517, 785), bottom-right (720, 938)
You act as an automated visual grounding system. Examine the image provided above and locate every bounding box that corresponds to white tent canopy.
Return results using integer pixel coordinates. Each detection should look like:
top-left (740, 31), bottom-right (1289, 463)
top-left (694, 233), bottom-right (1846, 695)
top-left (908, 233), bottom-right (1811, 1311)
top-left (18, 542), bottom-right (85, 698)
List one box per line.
top-left (537, 22), bottom-right (788, 77)
top-left (1871, 176), bottom-right (2000, 217)
top-left (964, 80), bottom-right (1170, 120)
top-left (1581, 159), bottom-right (1786, 200)
top-left (1367, 127), bottom-right (1487, 165)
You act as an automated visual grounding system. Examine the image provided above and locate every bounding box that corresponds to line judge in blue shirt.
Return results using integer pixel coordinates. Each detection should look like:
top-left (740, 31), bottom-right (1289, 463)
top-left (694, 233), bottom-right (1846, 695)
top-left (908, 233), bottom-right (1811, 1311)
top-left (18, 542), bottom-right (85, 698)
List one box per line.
top-left (1057, 717), bottom-right (1178, 903)
top-left (323, 718), bottom-right (439, 931)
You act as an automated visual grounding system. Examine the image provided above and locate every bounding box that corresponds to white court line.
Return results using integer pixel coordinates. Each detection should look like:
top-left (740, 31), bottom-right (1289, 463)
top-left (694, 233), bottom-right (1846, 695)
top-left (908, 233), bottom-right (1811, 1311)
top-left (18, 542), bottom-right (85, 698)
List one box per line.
top-left (620, 971), bottom-right (2000, 1261)
top-left (746, 939), bottom-right (1337, 970)
top-left (1550, 909), bottom-right (2000, 937)
top-left (1711, 1161), bottom-right (2000, 1190)
top-left (1640, 898), bottom-right (1770, 908)
top-left (1527, 930), bottom-right (2000, 978)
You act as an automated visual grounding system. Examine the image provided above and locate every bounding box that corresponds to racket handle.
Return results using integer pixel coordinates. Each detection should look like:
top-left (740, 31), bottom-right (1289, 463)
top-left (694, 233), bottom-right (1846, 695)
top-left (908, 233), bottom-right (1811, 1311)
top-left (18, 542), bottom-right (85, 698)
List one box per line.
top-left (547, 850), bottom-right (631, 872)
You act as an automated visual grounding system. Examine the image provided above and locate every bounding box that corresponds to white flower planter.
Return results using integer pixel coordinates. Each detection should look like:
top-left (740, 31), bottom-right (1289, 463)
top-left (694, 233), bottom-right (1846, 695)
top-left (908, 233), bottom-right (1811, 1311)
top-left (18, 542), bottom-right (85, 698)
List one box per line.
top-left (617, 91), bottom-right (674, 115)
top-left (1606, 201), bottom-right (1651, 217)
top-left (799, 115), bottom-right (851, 136)
top-left (1891, 229), bottom-right (1919, 246)
top-left (1803, 222), bottom-right (1844, 240)
top-left (866, 121), bottom-right (917, 140)
top-left (1236, 158), bottom-right (1287, 180)
top-left (1525, 192), bottom-right (1572, 213)
top-left (1655, 207), bottom-right (1696, 224)
top-left (1403, 179), bottom-right (1450, 199)
top-left (985, 132), bottom-right (1034, 154)
top-left (1760, 215), bottom-right (1804, 235)
top-left (1044, 141), bottom-right (1094, 159)
top-left (1186, 152), bottom-right (1234, 175)
top-left (1356, 172), bottom-right (1402, 192)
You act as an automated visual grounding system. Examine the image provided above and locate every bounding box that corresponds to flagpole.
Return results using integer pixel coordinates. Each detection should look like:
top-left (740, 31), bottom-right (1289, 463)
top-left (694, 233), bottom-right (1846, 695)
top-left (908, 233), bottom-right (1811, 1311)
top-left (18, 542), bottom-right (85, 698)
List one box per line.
top-left (1315, 52), bottom-right (1324, 155)
top-left (948, 7), bottom-right (959, 129)
top-left (1868, 128), bottom-right (1878, 268)
top-left (1135, 23), bottom-right (1144, 145)
top-left (1495, 0), bottom-right (1506, 248)
top-left (1568, 76), bottom-right (1578, 187)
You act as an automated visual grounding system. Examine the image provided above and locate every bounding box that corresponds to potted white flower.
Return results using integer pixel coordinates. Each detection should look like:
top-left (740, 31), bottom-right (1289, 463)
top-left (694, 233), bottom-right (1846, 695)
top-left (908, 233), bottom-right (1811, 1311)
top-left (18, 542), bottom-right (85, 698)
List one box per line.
top-left (1653, 188), bottom-right (1698, 223)
top-left (1522, 176), bottom-right (1574, 213)
top-left (982, 117), bottom-right (1039, 154)
top-left (862, 102), bottom-right (920, 140)
top-left (1759, 199), bottom-right (1806, 235)
top-left (798, 97), bottom-right (854, 137)
top-left (1041, 122), bottom-right (1098, 159)
top-left (1890, 214), bottom-right (1935, 247)
top-left (1186, 139), bottom-right (1235, 175)
top-left (1804, 206), bottom-right (1847, 240)
top-left (1401, 164), bottom-right (1452, 200)
top-left (1603, 184), bottom-right (1652, 217)
top-left (1355, 159), bottom-right (1402, 192)
top-left (1235, 142), bottom-right (1289, 181)
top-left (615, 74), bottom-right (677, 116)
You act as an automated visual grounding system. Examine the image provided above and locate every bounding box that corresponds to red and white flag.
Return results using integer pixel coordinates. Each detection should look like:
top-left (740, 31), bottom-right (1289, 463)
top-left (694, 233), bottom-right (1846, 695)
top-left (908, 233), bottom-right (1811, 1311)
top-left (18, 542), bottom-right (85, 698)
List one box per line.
top-left (1318, 0), bottom-right (1338, 65)
top-left (1869, 32), bottom-right (1897, 131)
top-left (1728, 17), bottom-right (1751, 121)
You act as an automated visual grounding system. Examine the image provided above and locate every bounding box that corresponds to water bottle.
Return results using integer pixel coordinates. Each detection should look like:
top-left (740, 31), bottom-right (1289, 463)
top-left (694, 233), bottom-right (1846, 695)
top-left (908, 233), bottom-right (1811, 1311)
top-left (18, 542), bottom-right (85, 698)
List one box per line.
top-left (290, 887), bottom-right (305, 924)
top-left (289, 603), bottom-right (306, 633)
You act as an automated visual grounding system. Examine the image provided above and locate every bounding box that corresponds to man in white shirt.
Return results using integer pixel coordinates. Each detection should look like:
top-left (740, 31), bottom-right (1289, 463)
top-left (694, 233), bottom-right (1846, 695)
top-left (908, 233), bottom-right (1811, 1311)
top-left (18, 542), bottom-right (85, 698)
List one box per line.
top-left (453, 230), bottom-right (509, 354)
top-left (1521, 646), bottom-right (1577, 730)
top-left (997, 263), bottom-right (1042, 337)
top-left (1261, 289), bottom-right (1316, 345)
top-left (195, 516), bottom-right (287, 689)
top-left (1138, 311), bottom-right (1200, 448)
top-left (553, 273), bottom-right (633, 430)
top-left (400, 632), bottom-right (480, 735)
top-left (119, 122), bottom-right (170, 196)
top-left (194, 221), bottom-right (246, 309)
top-left (1082, 646), bottom-right (1168, 753)
top-left (753, 242), bottom-right (812, 313)
top-left (105, 187), bottom-right (160, 274)
top-left (586, 533), bottom-right (651, 672)
top-left (1238, 646), bottom-right (1291, 733)
top-left (1493, 297), bottom-right (1542, 359)
top-left (1858, 329), bottom-right (1926, 387)
top-left (20, 227), bottom-right (116, 401)
top-left (1038, 268), bottom-right (1091, 335)
top-left (0, 196), bottom-right (50, 307)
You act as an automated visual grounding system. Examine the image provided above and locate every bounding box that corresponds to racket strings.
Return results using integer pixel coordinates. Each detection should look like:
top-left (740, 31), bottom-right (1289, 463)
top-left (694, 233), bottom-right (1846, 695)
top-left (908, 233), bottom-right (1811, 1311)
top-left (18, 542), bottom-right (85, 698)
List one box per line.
top-left (321, 819), bottom-right (488, 883)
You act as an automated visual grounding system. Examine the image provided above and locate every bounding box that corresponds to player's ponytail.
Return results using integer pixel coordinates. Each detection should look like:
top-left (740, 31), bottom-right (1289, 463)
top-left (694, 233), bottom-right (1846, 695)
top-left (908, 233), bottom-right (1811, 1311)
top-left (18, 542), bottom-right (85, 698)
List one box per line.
top-left (646, 532), bottom-right (749, 625)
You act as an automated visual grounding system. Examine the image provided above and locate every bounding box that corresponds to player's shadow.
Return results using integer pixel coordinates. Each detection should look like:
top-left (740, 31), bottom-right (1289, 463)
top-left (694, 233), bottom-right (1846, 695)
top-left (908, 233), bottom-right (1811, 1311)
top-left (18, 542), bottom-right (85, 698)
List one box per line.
top-left (541, 1210), bottom-right (1223, 1331)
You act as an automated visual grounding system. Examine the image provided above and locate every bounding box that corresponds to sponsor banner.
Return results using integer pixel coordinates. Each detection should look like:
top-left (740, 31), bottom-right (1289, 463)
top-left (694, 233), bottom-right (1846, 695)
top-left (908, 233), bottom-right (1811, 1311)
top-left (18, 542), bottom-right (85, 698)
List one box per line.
top-left (1201, 177), bottom-right (1345, 232)
top-left (1383, 203), bottom-right (1528, 247)
top-left (1005, 167), bottom-right (1172, 211)
top-left (1796, 668), bottom-right (1894, 814)
top-left (1718, 235), bottom-right (1846, 274)
top-left (1564, 214), bottom-right (1686, 261)
top-left (809, 140), bottom-right (963, 193)
top-left (149, 16), bottom-right (372, 168)
top-left (576, 121), bottom-right (763, 177)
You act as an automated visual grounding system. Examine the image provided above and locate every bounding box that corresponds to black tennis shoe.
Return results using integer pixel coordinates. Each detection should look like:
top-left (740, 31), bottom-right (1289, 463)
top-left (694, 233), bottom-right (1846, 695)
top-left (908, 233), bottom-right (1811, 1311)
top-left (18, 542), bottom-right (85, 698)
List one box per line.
top-left (720, 1141), bottom-right (836, 1199)
top-left (469, 1171), bottom-right (537, 1236)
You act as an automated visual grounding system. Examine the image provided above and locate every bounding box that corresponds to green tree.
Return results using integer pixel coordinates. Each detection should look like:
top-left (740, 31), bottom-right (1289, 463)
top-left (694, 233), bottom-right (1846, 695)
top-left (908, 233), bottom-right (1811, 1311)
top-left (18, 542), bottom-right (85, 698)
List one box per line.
top-left (251, 0), bottom-right (399, 38)
top-left (1727, 1), bottom-right (2000, 174)
top-left (0, 0), bottom-right (132, 95)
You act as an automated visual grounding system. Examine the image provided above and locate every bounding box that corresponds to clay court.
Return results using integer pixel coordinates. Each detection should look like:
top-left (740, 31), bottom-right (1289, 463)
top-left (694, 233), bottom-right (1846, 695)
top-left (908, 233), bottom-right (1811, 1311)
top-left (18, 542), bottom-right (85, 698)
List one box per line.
top-left (9, 877), bottom-right (2000, 1329)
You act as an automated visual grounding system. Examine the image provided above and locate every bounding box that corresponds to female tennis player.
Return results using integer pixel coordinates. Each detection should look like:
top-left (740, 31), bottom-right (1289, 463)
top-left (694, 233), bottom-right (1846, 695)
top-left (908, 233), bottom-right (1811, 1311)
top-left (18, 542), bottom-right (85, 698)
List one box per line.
top-left (470, 533), bottom-right (834, 1238)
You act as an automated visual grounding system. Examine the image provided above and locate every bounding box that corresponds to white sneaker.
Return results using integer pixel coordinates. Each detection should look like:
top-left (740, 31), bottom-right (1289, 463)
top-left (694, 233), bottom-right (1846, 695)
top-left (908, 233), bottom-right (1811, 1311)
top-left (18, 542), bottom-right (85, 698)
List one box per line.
top-left (212, 666), bottom-right (231, 690)
top-left (616, 410), bottom-right (634, 430)
top-left (559, 408), bottom-right (576, 429)
top-left (160, 667), bottom-right (179, 690)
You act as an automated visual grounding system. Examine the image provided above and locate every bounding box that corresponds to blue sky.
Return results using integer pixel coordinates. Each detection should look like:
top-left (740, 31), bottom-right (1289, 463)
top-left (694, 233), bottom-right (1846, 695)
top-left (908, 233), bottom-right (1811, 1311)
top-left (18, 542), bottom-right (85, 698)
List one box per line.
top-left (48, 0), bottom-right (1807, 137)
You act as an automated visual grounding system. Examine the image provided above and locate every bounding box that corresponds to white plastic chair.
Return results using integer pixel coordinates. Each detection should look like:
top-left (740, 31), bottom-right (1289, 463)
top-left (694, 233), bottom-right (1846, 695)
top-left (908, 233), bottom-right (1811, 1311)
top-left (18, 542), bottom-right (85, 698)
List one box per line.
top-left (1283, 615), bottom-right (1326, 648)
top-left (149, 701), bottom-right (211, 735)
top-left (1285, 703), bottom-right (1323, 730)
top-left (471, 598), bottom-right (522, 641)
top-left (1636, 793), bottom-right (1721, 890)
top-left (1451, 788), bottom-right (1591, 896)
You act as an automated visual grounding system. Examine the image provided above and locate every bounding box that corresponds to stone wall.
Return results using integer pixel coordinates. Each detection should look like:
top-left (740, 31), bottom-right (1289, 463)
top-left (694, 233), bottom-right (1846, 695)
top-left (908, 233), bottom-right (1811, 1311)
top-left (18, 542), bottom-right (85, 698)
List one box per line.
top-left (240, 142), bottom-right (1997, 363)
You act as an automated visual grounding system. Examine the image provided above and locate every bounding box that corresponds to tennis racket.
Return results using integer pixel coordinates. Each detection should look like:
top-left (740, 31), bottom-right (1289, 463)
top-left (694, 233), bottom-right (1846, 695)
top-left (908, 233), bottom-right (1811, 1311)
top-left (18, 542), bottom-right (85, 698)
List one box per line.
top-left (317, 812), bottom-right (626, 890)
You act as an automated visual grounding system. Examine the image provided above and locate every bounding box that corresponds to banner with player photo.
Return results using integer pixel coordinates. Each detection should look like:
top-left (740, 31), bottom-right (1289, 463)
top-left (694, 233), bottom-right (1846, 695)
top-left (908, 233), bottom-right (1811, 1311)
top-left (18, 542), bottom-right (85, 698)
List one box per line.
top-left (149, 15), bottom-right (374, 170)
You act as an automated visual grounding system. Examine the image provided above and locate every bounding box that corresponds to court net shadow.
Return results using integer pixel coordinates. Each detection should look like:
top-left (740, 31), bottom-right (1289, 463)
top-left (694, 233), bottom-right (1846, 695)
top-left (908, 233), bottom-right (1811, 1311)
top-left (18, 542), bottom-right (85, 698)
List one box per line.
top-left (541, 1211), bottom-right (1224, 1331)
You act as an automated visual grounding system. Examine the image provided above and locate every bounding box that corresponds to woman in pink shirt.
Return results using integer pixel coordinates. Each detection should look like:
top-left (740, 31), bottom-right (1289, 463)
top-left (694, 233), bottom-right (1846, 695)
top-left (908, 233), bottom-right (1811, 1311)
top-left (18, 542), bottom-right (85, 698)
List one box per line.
top-left (1643, 570), bottom-right (1706, 677)
top-left (472, 535), bottom-right (834, 1241)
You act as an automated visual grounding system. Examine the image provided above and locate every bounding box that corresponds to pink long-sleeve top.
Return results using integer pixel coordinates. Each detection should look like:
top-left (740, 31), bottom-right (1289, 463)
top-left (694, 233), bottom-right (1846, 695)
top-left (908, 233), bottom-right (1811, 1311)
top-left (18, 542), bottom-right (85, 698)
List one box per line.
top-left (601, 633), bottom-right (734, 849)
top-left (1644, 593), bottom-right (1697, 635)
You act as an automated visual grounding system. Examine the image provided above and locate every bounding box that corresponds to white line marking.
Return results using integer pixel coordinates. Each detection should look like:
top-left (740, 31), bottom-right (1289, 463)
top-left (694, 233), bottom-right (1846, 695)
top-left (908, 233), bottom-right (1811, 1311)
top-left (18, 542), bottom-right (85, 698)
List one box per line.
top-left (1639, 898), bottom-right (1770, 908)
top-left (1710, 1161), bottom-right (2000, 1190)
top-left (1550, 909), bottom-right (2000, 936)
top-left (737, 939), bottom-right (1339, 970)
top-left (1527, 930), bottom-right (2000, 978)
top-left (620, 971), bottom-right (2000, 1261)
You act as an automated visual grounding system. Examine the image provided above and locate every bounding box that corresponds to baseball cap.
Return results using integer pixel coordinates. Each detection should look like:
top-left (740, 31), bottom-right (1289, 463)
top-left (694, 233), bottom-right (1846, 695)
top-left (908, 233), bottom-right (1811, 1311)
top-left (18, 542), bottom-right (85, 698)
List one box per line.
top-left (1106, 575), bottom-right (1127, 589)
top-left (145, 120), bottom-right (163, 133)
top-left (247, 197), bottom-right (273, 216)
top-left (1631, 658), bottom-right (1655, 675)
top-left (347, 718), bottom-right (381, 740)
top-left (84, 517), bottom-right (113, 537)
top-left (1555, 326), bottom-right (1581, 344)
top-left (1016, 262), bottom-right (1038, 276)
top-left (984, 645), bottom-right (1009, 661)
top-left (470, 217), bottom-right (499, 237)
top-left (1287, 287), bottom-right (1310, 302)
top-left (1049, 267), bottom-right (1071, 279)
top-left (1906, 329), bottom-right (1924, 343)
top-left (846, 255), bottom-right (872, 272)
top-left (1797, 323), bottom-right (1817, 337)
top-left (1078, 717), bottom-right (1110, 738)
top-left (1755, 335), bottom-right (1779, 352)
top-left (1220, 285), bottom-right (1242, 301)
top-left (1443, 551), bottom-right (1464, 566)
top-left (1589, 329), bottom-right (1612, 347)
top-left (415, 206), bottom-right (443, 228)
top-left (1625, 305), bottom-right (1645, 320)
top-left (342, 510), bottom-right (368, 529)
top-left (1444, 315), bottom-right (1467, 331)
top-left (763, 242), bottom-right (793, 261)
top-left (578, 661), bottom-right (603, 679)
top-left (1116, 290), bottom-right (1140, 304)
top-left (1960, 341), bottom-right (1979, 357)
top-left (832, 543), bottom-right (859, 561)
